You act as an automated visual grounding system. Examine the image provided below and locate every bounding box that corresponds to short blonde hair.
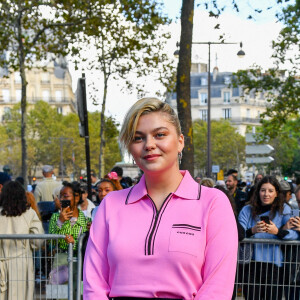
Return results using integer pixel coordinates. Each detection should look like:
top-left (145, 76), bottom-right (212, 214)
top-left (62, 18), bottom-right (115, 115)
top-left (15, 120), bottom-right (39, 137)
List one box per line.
top-left (119, 97), bottom-right (181, 151)
top-left (200, 178), bottom-right (215, 188)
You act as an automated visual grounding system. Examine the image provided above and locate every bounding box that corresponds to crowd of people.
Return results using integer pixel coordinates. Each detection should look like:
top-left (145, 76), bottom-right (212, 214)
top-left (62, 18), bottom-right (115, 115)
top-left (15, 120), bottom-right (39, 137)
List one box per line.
top-left (0, 98), bottom-right (300, 300)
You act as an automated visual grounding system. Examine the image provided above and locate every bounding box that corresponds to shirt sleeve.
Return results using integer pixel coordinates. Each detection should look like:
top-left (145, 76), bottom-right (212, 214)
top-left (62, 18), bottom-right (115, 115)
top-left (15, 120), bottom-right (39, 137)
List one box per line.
top-left (29, 208), bottom-right (45, 248)
top-left (33, 186), bottom-right (42, 202)
top-left (238, 205), bottom-right (251, 230)
top-left (195, 190), bottom-right (238, 300)
top-left (83, 198), bottom-right (110, 299)
top-left (282, 205), bottom-right (299, 240)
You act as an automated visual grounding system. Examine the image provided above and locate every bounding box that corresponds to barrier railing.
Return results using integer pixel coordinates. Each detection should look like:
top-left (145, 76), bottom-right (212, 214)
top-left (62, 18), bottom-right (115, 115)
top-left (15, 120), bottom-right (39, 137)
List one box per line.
top-left (1, 234), bottom-right (300, 299)
top-left (234, 238), bottom-right (300, 300)
top-left (0, 234), bottom-right (74, 300)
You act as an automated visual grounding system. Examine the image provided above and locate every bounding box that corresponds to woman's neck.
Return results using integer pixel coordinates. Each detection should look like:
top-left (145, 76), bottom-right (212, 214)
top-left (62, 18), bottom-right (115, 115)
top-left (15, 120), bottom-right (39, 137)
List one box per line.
top-left (71, 206), bottom-right (79, 217)
top-left (144, 167), bottom-right (183, 210)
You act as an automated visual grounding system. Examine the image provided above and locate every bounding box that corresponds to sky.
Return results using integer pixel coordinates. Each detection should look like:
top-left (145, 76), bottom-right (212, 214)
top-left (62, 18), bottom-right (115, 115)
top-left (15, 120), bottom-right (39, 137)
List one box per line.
top-left (68, 0), bottom-right (292, 125)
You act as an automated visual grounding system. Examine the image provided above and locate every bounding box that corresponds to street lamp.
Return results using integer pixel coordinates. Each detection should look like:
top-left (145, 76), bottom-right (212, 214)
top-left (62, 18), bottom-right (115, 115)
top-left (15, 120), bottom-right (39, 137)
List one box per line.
top-left (174, 41), bottom-right (245, 177)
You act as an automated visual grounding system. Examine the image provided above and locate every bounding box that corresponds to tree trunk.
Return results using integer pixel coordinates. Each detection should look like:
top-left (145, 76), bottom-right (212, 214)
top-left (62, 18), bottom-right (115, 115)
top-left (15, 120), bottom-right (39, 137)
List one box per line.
top-left (99, 76), bottom-right (108, 178)
top-left (176, 0), bottom-right (195, 175)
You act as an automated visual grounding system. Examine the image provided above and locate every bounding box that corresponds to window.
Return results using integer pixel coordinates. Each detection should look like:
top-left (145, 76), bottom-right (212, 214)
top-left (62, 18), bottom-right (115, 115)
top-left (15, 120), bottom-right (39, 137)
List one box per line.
top-left (14, 72), bottom-right (21, 83)
top-left (246, 109), bottom-right (251, 119)
top-left (2, 89), bottom-right (10, 102)
top-left (16, 89), bottom-right (21, 102)
top-left (201, 77), bottom-right (207, 85)
top-left (55, 90), bottom-right (62, 101)
top-left (57, 107), bottom-right (63, 114)
top-left (42, 72), bottom-right (50, 83)
top-left (224, 76), bottom-right (231, 84)
top-left (200, 93), bottom-right (207, 105)
top-left (222, 108), bottom-right (231, 119)
top-left (42, 90), bottom-right (50, 102)
top-left (223, 91), bottom-right (230, 103)
top-left (199, 109), bottom-right (207, 121)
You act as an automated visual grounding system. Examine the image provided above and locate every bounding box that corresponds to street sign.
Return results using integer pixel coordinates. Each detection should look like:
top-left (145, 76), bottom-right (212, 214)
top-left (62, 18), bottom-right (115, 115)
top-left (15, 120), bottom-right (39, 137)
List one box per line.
top-left (212, 165), bottom-right (220, 173)
top-left (246, 145), bottom-right (274, 155)
top-left (245, 133), bottom-right (256, 143)
top-left (246, 156), bottom-right (274, 164)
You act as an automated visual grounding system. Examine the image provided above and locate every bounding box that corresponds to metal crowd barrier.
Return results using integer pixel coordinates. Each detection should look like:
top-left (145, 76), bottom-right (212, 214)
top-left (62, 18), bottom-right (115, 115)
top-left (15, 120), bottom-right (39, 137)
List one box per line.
top-left (0, 234), bottom-right (74, 300)
top-left (1, 234), bottom-right (300, 300)
top-left (233, 238), bottom-right (300, 300)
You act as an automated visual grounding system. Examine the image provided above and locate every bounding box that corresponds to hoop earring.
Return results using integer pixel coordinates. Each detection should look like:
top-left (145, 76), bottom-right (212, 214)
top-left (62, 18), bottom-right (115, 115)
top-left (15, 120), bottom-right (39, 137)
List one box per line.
top-left (178, 152), bottom-right (182, 165)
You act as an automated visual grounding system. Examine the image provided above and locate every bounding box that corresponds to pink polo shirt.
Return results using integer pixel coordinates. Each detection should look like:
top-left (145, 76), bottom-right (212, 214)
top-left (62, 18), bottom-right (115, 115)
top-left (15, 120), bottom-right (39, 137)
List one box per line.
top-left (83, 170), bottom-right (238, 300)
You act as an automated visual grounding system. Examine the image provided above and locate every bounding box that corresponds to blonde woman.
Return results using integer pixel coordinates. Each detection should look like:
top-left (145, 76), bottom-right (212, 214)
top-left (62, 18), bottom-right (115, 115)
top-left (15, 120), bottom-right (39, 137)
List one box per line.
top-left (83, 98), bottom-right (238, 299)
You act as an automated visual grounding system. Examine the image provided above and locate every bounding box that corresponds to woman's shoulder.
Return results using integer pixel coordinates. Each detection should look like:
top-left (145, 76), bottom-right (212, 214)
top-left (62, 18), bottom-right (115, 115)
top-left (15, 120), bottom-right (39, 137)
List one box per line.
top-left (240, 204), bottom-right (252, 214)
top-left (282, 203), bottom-right (293, 214)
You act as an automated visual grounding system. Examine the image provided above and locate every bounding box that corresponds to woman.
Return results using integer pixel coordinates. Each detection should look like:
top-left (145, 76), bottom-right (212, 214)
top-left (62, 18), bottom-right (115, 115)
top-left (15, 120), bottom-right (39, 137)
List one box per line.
top-left (83, 98), bottom-right (238, 299)
top-left (79, 184), bottom-right (96, 219)
top-left (49, 181), bottom-right (91, 251)
top-left (0, 181), bottom-right (44, 300)
top-left (91, 177), bottom-right (121, 219)
top-left (238, 176), bottom-right (298, 300)
top-left (282, 184), bottom-right (300, 300)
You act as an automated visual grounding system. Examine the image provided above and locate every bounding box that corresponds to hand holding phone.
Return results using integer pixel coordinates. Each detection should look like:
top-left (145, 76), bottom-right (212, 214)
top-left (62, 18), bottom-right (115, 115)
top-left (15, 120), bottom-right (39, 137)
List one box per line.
top-left (260, 216), bottom-right (270, 224)
top-left (61, 200), bottom-right (71, 209)
top-left (59, 204), bottom-right (73, 223)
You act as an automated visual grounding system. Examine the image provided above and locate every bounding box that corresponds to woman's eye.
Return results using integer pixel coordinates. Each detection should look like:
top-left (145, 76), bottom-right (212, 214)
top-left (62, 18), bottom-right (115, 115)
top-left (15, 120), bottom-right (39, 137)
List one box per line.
top-left (156, 133), bottom-right (166, 138)
top-left (133, 136), bottom-right (142, 142)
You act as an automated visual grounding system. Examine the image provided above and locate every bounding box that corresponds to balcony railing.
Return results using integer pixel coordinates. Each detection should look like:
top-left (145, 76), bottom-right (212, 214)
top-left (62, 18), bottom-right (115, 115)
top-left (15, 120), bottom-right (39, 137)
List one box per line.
top-left (0, 97), bottom-right (74, 104)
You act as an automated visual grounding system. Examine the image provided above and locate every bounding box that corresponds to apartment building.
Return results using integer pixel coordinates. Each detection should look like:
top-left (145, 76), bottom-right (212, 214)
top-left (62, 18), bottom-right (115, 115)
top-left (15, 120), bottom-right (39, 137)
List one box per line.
top-left (0, 56), bottom-right (76, 121)
top-left (167, 63), bottom-right (268, 136)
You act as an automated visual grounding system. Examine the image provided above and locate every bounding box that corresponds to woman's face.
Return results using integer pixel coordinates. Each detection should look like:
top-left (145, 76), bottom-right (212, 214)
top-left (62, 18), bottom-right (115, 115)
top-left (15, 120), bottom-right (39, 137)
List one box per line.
top-left (60, 186), bottom-right (77, 208)
top-left (98, 182), bottom-right (114, 201)
top-left (129, 112), bottom-right (184, 175)
top-left (259, 183), bottom-right (278, 206)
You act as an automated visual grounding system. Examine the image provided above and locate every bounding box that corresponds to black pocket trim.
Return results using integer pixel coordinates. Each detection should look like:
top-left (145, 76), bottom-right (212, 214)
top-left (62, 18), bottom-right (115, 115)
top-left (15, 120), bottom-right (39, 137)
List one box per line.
top-left (172, 224), bottom-right (201, 231)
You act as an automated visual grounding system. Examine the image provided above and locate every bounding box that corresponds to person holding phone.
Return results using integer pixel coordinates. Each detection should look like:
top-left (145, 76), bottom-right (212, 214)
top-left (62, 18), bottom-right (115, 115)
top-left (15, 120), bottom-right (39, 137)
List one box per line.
top-left (49, 182), bottom-right (91, 251)
top-left (83, 98), bottom-right (238, 299)
top-left (282, 185), bottom-right (300, 300)
top-left (238, 176), bottom-right (298, 300)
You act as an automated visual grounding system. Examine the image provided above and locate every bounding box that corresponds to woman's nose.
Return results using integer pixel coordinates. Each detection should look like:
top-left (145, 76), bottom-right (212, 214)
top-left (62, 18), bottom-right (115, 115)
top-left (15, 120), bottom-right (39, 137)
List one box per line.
top-left (144, 136), bottom-right (156, 150)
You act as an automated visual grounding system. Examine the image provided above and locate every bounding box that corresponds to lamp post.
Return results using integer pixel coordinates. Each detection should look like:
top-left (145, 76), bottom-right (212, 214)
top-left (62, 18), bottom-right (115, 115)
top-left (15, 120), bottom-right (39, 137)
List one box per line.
top-left (174, 41), bottom-right (245, 177)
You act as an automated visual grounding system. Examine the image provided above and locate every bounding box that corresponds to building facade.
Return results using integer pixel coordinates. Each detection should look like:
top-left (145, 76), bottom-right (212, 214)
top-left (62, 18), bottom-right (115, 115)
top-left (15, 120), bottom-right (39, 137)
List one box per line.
top-left (166, 63), bottom-right (268, 136)
top-left (0, 57), bottom-right (76, 121)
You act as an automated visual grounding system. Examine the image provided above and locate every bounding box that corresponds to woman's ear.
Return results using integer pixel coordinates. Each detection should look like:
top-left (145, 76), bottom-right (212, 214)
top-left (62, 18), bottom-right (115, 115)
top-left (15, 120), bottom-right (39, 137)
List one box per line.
top-left (178, 134), bottom-right (184, 153)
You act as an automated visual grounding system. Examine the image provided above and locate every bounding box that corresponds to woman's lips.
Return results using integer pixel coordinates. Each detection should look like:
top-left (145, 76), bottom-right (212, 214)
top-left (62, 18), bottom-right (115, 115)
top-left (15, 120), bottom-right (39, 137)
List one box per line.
top-left (143, 154), bottom-right (161, 160)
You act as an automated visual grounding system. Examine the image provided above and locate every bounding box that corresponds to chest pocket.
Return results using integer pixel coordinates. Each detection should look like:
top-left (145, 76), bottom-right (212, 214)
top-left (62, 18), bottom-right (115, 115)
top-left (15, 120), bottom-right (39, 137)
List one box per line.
top-left (169, 224), bottom-right (201, 257)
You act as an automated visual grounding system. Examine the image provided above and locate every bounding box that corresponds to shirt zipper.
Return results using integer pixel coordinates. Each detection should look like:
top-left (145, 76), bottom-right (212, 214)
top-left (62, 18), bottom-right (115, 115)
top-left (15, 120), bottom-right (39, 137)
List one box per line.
top-left (146, 193), bottom-right (172, 255)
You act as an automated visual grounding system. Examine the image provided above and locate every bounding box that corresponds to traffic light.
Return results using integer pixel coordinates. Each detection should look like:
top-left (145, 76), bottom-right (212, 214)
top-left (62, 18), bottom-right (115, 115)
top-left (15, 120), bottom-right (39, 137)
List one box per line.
top-left (79, 176), bottom-right (83, 183)
top-left (32, 177), bottom-right (36, 183)
top-left (284, 176), bottom-right (288, 181)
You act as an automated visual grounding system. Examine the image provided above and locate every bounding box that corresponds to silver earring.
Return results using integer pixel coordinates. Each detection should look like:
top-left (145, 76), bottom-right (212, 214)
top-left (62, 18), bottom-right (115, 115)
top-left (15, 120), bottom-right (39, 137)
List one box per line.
top-left (178, 152), bottom-right (182, 165)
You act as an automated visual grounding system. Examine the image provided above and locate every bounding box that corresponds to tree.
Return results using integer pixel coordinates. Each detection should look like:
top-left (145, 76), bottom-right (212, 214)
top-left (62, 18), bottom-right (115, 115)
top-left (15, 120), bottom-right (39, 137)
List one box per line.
top-left (232, 1), bottom-right (300, 139)
top-left (266, 118), bottom-right (300, 176)
top-left (0, 0), bottom-right (115, 184)
top-left (76, 1), bottom-right (174, 177)
top-left (0, 101), bottom-right (121, 180)
top-left (193, 119), bottom-right (246, 175)
top-left (176, 0), bottom-right (195, 175)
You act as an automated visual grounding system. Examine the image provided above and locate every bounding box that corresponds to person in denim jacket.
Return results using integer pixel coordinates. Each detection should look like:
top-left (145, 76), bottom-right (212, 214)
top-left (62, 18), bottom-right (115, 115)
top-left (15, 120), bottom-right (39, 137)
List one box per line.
top-left (239, 176), bottom-right (299, 300)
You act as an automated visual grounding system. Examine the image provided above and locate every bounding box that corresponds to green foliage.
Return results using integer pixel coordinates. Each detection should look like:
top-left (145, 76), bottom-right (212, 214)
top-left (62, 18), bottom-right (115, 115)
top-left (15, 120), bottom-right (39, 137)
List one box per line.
top-left (266, 118), bottom-right (300, 176)
top-left (0, 101), bottom-right (121, 178)
top-left (78, 1), bottom-right (175, 98)
top-left (232, 1), bottom-right (300, 139)
top-left (193, 119), bottom-right (246, 173)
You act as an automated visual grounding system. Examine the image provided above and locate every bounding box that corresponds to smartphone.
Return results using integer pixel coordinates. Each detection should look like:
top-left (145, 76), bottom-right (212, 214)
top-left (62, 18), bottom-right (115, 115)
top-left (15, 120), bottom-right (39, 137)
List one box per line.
top-left (260, 216), bottom-right (270, 224)
top-left (61, 200), bottom-right (71, 209)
